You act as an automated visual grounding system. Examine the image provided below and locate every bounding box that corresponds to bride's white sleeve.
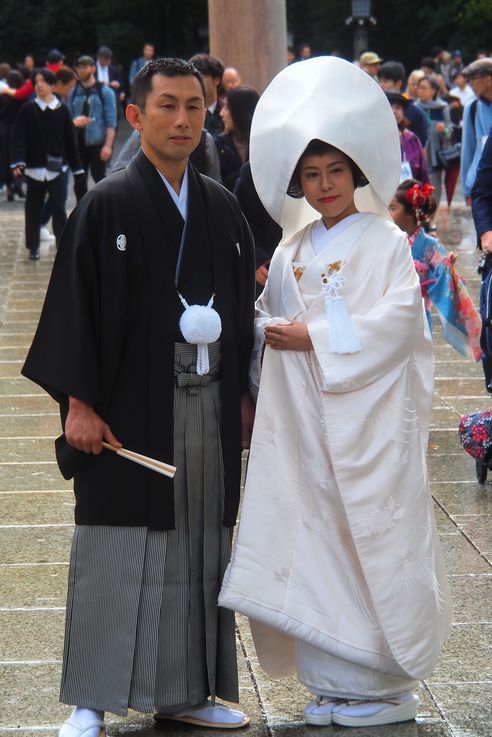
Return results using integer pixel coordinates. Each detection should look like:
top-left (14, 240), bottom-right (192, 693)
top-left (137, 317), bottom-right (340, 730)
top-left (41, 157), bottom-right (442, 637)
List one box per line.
top-left (249, 282), bottom-right (289, 399)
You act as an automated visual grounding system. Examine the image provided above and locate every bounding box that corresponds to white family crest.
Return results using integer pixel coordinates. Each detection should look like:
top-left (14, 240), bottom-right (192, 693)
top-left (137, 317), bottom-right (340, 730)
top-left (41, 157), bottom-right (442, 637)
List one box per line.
top-left (116, 234), bottom-right (127, 251)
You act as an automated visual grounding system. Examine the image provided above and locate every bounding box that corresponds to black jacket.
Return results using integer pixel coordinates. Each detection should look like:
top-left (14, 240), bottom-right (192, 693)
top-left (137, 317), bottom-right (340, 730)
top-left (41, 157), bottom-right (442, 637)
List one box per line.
top-left (11, 100), bottom-right (81, 171)
top-left (405, 100), bottom-right (428, 148)
top-left (234, 161), bottom-right (282, 267)
top-left (205, 105), bottom-right (223, 137)
top-left (215, 132), bottom-right (243, 192)
top-left (22, 150), bottom-right (255, 530)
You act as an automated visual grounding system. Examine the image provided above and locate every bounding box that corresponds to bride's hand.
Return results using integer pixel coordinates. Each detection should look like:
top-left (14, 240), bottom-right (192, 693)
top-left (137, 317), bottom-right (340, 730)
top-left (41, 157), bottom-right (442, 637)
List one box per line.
top-left (264, 322), bottom-right (312, 351)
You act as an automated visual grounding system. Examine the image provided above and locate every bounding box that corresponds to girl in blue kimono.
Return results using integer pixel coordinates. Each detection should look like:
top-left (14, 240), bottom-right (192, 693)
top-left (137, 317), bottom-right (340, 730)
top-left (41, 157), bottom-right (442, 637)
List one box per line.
top-left (389, 179), bottom-right (482, 360)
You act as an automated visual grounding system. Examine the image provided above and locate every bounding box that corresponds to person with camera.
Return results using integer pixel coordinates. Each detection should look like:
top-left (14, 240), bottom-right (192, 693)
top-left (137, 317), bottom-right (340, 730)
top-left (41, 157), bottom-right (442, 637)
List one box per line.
top-left (11, 67), bottom-right (84, 260)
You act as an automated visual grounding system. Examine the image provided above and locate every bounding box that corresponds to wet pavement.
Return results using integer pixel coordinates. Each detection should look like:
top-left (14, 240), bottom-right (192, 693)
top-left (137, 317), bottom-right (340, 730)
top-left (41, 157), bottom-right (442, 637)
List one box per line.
top-left (0, 182), bottom-right (491, 737)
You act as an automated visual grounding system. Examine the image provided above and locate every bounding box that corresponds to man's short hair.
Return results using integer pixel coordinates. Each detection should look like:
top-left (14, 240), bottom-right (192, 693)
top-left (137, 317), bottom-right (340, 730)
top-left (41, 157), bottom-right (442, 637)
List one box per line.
top-left (77, 55), bottom-right (95, 67)
top-left (378, 61), bottom-right (406, 84)
top-left (463, 58), bottom-right (492, 79)
top-left (6, 70), bottom-right (24, 90)
top-left (131, 57), bottom-right (206, 110)
top-left (450, 68), bottom-right (464, 83)
top-left (32, 67), bottom-right (56, 85)
top-left (55, 66), bottom-right (76, 85)
top-left (421, 56), bottom-right (435, 70)
top-left (188, 53), bottom-right (224, 81)
top-left (46, 48), bottom-right (64, 64)
top-left (98, 46), bottom-right (113, 60)
top-left (0, 63), bottom-right (11, 79)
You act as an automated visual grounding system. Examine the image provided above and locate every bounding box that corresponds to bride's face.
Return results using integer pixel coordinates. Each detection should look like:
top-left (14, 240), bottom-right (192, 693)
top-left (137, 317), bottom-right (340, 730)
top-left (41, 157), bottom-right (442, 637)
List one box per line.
top-left (300, 150), bottom-right (357, 227)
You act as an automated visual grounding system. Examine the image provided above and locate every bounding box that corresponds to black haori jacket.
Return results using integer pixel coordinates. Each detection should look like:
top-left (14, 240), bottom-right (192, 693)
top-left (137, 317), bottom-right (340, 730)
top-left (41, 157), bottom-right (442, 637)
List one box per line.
top-left (22, 150), bottom-right (255, 529)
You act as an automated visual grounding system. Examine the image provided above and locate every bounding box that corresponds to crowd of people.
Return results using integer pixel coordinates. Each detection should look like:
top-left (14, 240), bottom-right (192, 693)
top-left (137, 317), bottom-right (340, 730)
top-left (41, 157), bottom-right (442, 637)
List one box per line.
top-left (2, 34), bottom-right (492, 737)
top-left (0, 42), bottom-right (491, 261)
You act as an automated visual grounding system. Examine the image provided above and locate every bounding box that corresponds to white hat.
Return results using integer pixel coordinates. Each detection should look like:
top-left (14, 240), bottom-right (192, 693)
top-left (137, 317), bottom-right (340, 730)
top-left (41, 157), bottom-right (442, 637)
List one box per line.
top-left (249, 56), bottom-right (400, 236)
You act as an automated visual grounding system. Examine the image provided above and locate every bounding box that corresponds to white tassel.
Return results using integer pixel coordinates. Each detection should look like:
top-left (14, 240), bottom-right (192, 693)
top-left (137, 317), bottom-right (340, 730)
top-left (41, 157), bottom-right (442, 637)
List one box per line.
top-left (178, 292), bottom-right (222, 375)
top-left (321, 272), bottom-right (362, 354)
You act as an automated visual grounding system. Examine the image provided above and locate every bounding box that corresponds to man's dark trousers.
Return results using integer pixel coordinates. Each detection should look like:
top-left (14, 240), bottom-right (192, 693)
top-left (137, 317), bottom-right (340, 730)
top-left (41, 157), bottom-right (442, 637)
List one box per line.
top-left (79, 141), bottom-right (106, 184)
top-left (25, 175), bottom-right (67, 252)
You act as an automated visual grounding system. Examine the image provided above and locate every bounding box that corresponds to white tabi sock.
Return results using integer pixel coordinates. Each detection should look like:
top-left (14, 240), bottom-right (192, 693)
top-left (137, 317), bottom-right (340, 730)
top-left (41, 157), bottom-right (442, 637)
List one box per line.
top-left (59, 707), bottom-right (105, 737)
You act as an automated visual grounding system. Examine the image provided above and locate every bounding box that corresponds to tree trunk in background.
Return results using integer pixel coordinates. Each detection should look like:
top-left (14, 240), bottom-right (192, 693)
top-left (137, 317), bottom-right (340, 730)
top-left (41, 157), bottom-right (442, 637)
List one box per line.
top-left (208, 0), bottom-right (287, 93)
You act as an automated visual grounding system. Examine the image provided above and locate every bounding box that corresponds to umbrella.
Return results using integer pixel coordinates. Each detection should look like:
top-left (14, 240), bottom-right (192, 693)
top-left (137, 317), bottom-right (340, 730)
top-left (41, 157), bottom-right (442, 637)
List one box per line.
top-left (445, 164), bottom-right (460, 207)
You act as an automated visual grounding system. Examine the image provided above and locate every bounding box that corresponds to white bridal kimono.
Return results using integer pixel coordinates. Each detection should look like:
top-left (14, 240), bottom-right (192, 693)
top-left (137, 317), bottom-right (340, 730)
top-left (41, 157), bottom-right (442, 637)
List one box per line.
top-left (219, 211), bottom-right (452, 699)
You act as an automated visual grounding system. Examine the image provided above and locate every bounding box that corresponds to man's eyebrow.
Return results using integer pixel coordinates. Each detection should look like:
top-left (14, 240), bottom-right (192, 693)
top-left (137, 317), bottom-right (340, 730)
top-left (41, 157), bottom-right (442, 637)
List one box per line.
top-left (155, 93), bottom-right (204, 103)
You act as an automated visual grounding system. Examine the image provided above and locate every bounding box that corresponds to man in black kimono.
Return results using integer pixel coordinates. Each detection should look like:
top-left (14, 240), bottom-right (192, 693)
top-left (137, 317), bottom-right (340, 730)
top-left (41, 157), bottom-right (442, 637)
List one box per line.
top-left (22, 58), bottom-right (255, 735)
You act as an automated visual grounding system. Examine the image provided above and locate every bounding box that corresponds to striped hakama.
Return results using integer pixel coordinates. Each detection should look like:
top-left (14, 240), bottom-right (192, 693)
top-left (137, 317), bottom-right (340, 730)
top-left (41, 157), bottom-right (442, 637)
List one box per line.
top-left (59, 342), bottom-right (238, 716)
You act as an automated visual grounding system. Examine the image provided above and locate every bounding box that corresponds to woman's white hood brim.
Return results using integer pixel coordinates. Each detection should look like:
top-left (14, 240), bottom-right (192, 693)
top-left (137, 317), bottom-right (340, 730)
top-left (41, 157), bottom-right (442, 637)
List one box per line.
top-left (249, 56), bottom-right (401, 236)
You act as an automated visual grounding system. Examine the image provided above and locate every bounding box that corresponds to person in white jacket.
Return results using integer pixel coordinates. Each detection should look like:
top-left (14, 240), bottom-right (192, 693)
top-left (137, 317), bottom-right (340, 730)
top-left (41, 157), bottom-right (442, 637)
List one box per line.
top-left (219, 56), bottom-right (452, 730)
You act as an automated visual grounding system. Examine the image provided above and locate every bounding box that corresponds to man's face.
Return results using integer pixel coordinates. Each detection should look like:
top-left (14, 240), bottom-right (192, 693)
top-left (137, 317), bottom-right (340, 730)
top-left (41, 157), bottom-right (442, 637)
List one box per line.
top-left (379, 77), bottom-right (401, 92)
top-left (222, 68), bottom-right (241, 91)
top-left (143, 44), bottom-right (155, 61)
top-left (76, 64), bottom-right (94, 82)
top-left (364, 62), bottom-right (379, 77)
top-left (454, 73), bottom-right (466, 89)
top-left (98, 56), bottom-right (110, 68)
top-left (134, 74), bottom-right (205, 165)
top-left (469, 73), bottom-right (492, 101)
top-left (54, 78), bottom-right (76, 100)
top-left (200, 73), bottom-right (220, 105)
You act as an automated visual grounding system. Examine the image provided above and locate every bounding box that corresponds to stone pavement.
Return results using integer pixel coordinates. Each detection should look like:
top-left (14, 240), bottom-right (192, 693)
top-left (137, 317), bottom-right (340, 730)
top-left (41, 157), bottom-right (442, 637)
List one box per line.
top-left (0, 194), bottom-right (491, 737)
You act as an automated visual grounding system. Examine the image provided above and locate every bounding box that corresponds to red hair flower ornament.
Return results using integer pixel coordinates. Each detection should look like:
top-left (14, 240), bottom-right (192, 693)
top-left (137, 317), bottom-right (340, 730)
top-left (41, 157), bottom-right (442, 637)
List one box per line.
top-left (405, 183), bottom-right (435, 225)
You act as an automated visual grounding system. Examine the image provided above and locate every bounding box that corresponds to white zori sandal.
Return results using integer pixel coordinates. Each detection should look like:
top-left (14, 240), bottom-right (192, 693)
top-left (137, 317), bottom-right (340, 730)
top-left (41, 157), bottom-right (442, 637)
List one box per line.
top-left (155, 700), bottom-right (250, 729)
top-left (332, 692), bottom-right (419, 727)
top-left (304, 696), bottom-right (346, 725)
top-left (59, 708), bottom-right (105, 737)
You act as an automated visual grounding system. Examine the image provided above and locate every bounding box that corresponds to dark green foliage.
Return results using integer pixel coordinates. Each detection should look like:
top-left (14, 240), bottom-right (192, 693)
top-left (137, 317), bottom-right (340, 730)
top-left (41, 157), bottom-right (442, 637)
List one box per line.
top-left (0, 0), bottom-right (208, 69)
top-left (0, 1), bottom-right (489, 75)
top-left (286, 0), bottom-right (491, 67)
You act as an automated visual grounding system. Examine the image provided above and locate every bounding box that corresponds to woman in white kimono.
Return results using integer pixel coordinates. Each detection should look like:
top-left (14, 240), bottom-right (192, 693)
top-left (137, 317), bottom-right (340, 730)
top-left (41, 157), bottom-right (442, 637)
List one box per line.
top-left (219, 57), bottom-right (452, 728)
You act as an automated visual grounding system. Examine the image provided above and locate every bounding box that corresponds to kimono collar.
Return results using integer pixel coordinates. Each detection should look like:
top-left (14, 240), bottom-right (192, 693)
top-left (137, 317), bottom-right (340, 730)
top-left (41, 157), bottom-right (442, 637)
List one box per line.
top-left (157, 166), bottom-right (189, 220)
top-left (408, 227), bottom-right (422, 248)
top-left (312, 212), bottom-right (368, 254)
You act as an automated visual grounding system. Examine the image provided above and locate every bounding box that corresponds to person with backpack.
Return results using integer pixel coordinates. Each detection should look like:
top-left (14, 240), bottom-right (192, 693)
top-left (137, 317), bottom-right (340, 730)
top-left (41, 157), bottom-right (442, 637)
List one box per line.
top-left (68, 55), bottom-right (117, 186)
top-left (460, 59), bottom-right (492, 206)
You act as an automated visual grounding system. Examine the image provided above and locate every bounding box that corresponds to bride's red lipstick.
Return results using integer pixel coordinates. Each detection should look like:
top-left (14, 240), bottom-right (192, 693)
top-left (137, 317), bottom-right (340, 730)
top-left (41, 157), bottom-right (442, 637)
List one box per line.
top-left (319, 196), bottom-right (339, 203)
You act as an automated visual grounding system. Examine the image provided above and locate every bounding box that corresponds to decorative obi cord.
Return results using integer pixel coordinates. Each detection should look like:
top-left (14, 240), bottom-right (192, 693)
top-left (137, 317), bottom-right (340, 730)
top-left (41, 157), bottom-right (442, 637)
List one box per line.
top-left (178, 292), bottom-right (222, 376)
